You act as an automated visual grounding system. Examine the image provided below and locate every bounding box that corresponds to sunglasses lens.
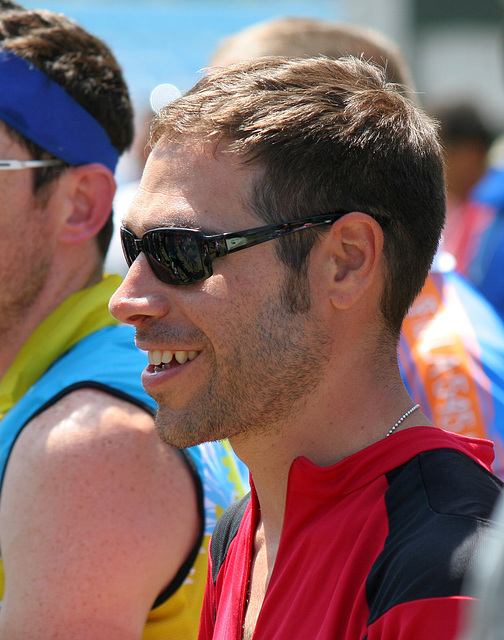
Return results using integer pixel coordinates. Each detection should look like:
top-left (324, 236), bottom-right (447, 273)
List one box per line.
top-left (145, 229), bottom-right (212, 285)
top-left (120, 227), bottom-right (139, 267)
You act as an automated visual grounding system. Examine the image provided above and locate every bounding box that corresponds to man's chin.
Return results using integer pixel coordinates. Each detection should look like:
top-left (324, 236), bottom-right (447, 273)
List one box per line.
top-left (154, 422), bottom-right (193, 448)
top-left (153, 414), bottom-right (217, 448)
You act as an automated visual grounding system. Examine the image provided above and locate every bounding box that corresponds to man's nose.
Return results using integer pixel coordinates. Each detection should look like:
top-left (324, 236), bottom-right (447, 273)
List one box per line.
top-left (109, 253), bottom-right (172, 326)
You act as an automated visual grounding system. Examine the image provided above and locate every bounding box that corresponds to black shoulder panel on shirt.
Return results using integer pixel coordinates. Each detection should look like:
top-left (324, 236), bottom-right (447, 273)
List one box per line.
top-left (210, 493), bottom-right (251, 585)
top-left (366, 448), bottom-right (503, 625)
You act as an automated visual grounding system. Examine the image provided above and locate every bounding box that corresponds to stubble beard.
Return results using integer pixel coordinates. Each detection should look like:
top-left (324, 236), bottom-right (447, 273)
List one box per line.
top-left (0, 197), bottom-right (54, 337)
top-left (153, 284), bottom-right (332, 449)
top-left (0, 251), bottom-right (52, 337)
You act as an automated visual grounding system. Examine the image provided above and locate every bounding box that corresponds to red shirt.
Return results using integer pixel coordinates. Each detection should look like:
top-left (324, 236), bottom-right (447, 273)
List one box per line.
top-left (199, 427), bottom-right (502, 640)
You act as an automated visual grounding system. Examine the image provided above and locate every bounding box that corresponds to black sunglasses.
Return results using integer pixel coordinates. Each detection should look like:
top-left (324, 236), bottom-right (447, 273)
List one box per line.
top-left (121, 211), bottom-right (356, 286)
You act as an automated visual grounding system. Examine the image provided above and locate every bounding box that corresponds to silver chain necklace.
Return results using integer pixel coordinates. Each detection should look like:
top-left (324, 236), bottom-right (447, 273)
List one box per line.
top-left (385, 404), bottom-right (420, 437)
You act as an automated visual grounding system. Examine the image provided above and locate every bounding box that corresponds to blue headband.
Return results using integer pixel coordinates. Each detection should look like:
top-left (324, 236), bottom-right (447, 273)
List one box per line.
top-left (0, 48), bottom-right (119, 172)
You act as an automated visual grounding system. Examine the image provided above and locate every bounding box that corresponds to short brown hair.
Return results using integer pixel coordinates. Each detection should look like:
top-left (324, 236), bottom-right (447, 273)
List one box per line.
top-left (151, 56), bottom-right (445, 336)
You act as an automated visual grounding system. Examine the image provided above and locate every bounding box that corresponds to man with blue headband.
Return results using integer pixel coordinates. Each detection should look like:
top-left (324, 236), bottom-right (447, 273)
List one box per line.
top-left (0, 2), bottom-right (246, 639)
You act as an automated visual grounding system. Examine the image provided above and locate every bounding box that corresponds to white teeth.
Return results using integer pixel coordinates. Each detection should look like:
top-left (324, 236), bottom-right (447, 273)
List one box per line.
top-left (148, 349), bottom-right (199, 366)
top-left (175, 351), bottom-right (189, 364)
top-left (149, 350), bottom-right (162, 366)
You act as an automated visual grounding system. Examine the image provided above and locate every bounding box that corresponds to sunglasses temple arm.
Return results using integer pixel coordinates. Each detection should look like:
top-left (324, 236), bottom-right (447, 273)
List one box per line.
top-left (219, 218), bottom-right (338, 255)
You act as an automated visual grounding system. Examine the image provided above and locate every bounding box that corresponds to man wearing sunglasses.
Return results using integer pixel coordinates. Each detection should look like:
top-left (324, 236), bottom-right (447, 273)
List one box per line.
top-left (110, 56), bottom-right (503, 640)
top-left (209, 16), bottom-right (504, 482)
top-left (0, 3), bottom-right (246, 639)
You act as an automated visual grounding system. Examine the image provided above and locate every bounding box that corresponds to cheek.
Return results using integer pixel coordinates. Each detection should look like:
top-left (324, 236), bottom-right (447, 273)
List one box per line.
top-left (213, 247), bottom-right (282, 293)
top-left (0, 169), bottom-right (35, 210)
top-left (183, 271), bottom-right (271, 352)
top-left (198, 262), bottom-right (279, 314)
top-left (176, 247), bottom-right (285, 351)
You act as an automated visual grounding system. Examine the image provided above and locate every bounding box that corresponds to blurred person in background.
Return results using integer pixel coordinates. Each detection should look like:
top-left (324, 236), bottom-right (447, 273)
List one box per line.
top-left (211, 15), bottom-right (416, 98)
top-left (428, 101), bottom-right (495, 272)
top-left (457, 141), bottom-right (504, 319)
top-left (210, 15), bottom-right (504, 479)
top-left (443, 31), bottom-right (504, 320)
top-left (0, 2), bottom-right (245, 639)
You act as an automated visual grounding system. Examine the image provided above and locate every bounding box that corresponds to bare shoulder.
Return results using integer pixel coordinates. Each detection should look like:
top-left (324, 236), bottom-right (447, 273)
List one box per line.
top-left (0, 388), bottom-right (199, 639)
top-left (3, 387), bottom-right (197, 518)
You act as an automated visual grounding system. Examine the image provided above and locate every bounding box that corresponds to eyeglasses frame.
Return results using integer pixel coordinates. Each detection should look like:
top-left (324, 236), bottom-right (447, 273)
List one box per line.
top-left (0, 159), bottom-right (63, 170)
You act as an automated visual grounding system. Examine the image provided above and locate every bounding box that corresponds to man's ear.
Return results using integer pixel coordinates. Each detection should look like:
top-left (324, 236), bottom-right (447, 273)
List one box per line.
top-left (57, 163), bottom-right (116, 245)
top-left (320, 212), bottom-right (384, 310)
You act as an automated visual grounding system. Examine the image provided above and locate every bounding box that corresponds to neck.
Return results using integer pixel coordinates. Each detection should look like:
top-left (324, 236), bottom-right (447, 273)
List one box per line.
top-left (0, 261), bottom-right (103, 379)
top-left (231, 367), bottom-right (431, 536)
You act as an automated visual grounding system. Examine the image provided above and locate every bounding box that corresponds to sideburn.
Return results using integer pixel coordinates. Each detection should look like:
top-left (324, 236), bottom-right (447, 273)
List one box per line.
top-left (280, 262), bottom-right (312, 315)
